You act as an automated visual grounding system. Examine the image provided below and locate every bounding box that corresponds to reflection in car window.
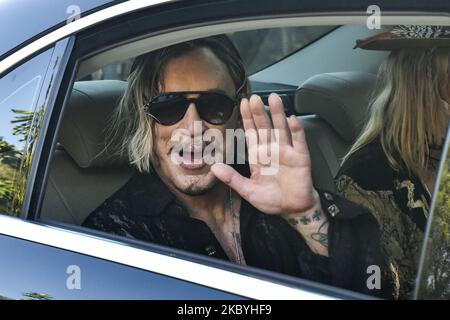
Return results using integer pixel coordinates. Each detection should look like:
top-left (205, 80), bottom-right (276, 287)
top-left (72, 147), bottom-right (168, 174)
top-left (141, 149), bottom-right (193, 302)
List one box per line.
top-left (0, 49), bottom-right (53, 216)
top-left (228, 26), bottom-right (335, 74)
top-left (416, 133), bottom-right (450, 299)
top-left (0, 234), bottom-right (243, 300)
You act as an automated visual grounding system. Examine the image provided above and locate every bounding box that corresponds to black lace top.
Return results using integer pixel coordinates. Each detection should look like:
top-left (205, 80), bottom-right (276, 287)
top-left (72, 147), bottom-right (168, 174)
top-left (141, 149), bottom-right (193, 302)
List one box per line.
top-left (82, 165), bottom-right (395, 298)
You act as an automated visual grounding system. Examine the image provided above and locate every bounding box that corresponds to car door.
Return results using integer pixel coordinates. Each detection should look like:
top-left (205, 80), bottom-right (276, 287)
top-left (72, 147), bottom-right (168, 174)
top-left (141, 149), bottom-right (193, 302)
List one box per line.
top-left (1, 0), bottom-right (449, 300)
top-left (0, 221), bottom-right (245, 300)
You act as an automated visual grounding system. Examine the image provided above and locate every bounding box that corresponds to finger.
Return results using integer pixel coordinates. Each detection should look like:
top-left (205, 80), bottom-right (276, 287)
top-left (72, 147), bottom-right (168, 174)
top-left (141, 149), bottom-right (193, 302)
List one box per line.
top-left (249, 94), bottom-right (272, 144)
top-left (268, 93), bottom-right (291, 145)
top-left (288, 115), bottom-right (310, 155)
top-left (240, 98), bottom-right (256, 133)
top-left (211, 163), bottom-right (254, 201)
top-left (240, 98), bottom-right (258, 164)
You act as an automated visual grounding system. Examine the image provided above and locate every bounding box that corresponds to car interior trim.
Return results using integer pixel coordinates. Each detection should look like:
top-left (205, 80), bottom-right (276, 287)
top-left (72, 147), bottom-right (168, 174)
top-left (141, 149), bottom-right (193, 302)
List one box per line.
top-left (76, 15), bottom-right (450, 79)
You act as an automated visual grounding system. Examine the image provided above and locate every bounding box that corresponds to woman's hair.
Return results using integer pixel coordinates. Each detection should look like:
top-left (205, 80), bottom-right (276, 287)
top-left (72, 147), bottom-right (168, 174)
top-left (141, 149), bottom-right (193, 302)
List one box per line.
top-left (343, 47), bottom-right (450, 178)
top-left (105, 35), bottom-right (250, 172)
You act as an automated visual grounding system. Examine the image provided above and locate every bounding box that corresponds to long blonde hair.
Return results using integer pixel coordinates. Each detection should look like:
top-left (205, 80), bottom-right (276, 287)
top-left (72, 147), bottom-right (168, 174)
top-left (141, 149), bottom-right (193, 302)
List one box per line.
top-left (105, 35), bottom-right (250, 172)
top-left (343, 47), bottom-right (450, 179)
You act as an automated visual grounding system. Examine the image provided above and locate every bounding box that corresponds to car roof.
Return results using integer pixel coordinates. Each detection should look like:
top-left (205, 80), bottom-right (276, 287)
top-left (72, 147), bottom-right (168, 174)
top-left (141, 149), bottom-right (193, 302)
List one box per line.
top-left (0, 0), bottom-right (116, 59)
top-left (2, 0), bottom-right (449, 70)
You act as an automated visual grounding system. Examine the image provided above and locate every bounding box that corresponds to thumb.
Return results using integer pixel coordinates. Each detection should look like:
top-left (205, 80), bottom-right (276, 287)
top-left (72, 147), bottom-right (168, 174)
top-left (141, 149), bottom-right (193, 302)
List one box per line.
top-left (211, 163), bottom-right (253, 201)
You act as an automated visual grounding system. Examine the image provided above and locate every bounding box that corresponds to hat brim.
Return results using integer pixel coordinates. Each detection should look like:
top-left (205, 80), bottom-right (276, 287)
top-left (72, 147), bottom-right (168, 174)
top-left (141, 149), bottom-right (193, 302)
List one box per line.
top-left (358, 38), bottom-right (450, 51)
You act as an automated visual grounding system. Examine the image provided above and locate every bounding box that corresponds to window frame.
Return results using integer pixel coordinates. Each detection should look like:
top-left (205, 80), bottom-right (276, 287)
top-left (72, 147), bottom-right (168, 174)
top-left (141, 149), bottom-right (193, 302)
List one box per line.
top-left (0, 48), bottom-right (54, 217)
top-left (20, 37), bottom-right (75, 220)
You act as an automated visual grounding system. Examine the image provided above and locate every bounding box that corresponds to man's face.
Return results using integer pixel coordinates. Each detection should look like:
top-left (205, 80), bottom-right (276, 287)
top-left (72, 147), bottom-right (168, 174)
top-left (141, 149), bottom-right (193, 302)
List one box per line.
top-left (151, 47), bottom-right (240, 195)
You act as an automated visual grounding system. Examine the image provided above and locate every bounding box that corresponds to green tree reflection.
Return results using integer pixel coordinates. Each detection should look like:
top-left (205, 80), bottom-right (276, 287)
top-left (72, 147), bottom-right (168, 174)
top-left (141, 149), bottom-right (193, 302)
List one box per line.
top-left (418, 149), bottom-right (450, 299)
top-left (0, 292), bottom-right (54, 300)
top-left (22, 292), bottom-right (53, 300)
top-left (0, 137), bottom-right (20, 214)
top-left (0, 107), bottom-right (42, 215)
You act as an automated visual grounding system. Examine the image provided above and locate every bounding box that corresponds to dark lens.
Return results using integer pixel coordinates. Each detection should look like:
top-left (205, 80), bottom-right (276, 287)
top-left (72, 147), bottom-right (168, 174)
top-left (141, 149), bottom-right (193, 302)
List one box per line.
top-left (196, 92), bottom-right (235, 125)
top-left (148, 93), bottom-right (189, 125)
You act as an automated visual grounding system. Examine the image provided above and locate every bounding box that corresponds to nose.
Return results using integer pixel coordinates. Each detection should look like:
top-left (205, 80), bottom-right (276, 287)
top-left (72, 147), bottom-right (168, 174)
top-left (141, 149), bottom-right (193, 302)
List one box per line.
top-left (182, 102), bottom-right (206, 137)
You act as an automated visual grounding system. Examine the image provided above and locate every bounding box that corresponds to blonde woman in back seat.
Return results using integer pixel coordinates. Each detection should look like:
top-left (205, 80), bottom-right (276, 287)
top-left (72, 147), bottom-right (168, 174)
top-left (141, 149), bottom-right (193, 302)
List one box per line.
top-left (336, 25), bottom-right (450, 299)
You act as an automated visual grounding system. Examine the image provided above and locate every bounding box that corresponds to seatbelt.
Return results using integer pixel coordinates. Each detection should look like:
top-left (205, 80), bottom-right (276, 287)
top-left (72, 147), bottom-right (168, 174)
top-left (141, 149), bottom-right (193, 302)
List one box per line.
top-left (314, 130), bottom-right (341, 179)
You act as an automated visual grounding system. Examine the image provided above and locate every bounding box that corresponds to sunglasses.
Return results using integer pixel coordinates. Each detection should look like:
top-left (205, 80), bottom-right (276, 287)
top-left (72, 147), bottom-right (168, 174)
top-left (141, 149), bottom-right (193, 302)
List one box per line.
top-left (144, 91), bottom-right (237, 126)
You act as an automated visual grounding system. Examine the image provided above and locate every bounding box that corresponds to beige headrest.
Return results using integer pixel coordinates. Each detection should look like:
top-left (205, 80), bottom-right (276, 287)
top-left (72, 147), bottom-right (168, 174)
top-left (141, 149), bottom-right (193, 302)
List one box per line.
top-left (295, 72), bottom-right (376, 142)
top-left (59, 80), bottom-right (127, 168)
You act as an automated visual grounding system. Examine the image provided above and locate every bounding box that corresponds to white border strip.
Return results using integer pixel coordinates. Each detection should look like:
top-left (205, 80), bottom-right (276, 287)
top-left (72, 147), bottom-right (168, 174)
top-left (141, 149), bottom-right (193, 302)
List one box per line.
top-left (0, 0), bottom-right (172, 74)
top-left (0, 215), bottom-right (333, 300)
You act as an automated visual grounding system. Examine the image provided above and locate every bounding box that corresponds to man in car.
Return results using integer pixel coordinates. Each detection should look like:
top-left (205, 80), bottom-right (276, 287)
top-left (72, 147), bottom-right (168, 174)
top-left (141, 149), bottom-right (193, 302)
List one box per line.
top-left (82, 35), bottom-right (396, 298)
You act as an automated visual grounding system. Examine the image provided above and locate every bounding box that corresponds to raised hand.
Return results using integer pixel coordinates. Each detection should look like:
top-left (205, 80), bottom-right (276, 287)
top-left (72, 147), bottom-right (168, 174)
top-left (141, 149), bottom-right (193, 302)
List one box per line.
top-left (211, 93), bottom-right (319, 216)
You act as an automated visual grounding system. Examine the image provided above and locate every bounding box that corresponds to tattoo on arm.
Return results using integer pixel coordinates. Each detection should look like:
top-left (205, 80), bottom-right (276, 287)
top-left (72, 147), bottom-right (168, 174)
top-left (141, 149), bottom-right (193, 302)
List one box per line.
top-left (310, 219), bottom-right (329, 248)
top-left (287, 209), bottom-right (323, 226)
top-left (230, 231), bottom-right (242, 246)
top-left (286, 209), bottom-right (329, 250)
top-left (312, 209), bottom-right (322, 221)
top-left (229, 231), bottom-right (245, 265)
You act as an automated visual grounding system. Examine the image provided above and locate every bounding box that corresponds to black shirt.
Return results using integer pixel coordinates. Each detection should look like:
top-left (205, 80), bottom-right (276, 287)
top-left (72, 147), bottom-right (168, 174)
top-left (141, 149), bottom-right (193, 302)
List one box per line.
top-left (82, 166), bottom-right (395, 299)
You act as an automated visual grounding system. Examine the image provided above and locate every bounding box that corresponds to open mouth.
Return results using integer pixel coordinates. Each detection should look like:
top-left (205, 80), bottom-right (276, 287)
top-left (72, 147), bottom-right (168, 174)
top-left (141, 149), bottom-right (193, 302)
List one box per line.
top-left (171, 144), bottom-right (210, 170)
top-left (179, 147), bottom-right (203, 164)
top-left (170, 140), bottom-right (221, 170)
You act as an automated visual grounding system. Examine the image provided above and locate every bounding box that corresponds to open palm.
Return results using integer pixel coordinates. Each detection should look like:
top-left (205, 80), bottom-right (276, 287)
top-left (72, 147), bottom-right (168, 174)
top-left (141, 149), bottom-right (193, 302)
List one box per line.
top-left (212, 93), bottom-right (318, 216)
